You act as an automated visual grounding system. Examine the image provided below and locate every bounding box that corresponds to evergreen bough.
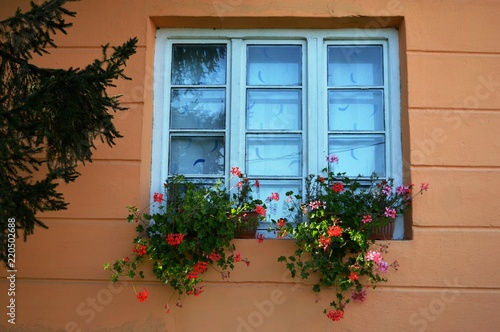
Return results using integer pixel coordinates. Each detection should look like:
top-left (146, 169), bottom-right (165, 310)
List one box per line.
top-left (0, 0), bottom-right (137, 264)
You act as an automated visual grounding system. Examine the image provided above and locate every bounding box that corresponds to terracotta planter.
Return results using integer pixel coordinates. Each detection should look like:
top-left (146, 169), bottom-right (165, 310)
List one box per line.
top-left (369, 222), bottom-right (395, 240)
top-left (234, 211), bottom-right (260, 239)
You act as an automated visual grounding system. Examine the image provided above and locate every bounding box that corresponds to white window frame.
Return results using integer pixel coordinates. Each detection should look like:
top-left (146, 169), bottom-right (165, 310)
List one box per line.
top-left (152, 29), bottom-right (403, 238)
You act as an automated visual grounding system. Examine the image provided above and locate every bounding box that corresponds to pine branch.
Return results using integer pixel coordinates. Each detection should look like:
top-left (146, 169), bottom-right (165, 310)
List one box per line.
top-left (0, 0), bottom-right (137, 265)
top-left (0, 0), bottom-right (76, 58)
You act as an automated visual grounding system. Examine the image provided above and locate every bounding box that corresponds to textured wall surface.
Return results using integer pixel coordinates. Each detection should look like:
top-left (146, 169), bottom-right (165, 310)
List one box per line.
top-left (1, 0), bottom-right (500, 331)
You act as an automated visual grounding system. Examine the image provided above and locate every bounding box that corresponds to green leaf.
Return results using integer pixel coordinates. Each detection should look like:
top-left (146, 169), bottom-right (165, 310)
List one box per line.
top-left (312, 284), bottom-right (321, 293)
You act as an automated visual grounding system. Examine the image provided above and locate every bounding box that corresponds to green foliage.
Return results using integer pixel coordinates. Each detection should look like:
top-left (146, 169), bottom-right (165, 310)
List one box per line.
top-left (105, 175), bottom-right (252, 303)
top-left (271, 157), bottom-right (428, 321)
top-left (0, 0), bottom-right (137, 264)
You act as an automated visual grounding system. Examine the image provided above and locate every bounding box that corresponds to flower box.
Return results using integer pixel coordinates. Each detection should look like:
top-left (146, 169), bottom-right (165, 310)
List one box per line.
top-left (234, 211), bottom-right (260, 239)
top-left (369, 221), bottom-right (395, 240)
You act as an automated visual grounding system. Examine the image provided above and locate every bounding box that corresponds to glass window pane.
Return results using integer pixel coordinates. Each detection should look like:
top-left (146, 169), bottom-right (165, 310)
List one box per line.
top-left (172, 44), bottom-right (226, 85)
top-left (328, 134), bottom-right (385, 177)
top-left (328, 46), bottom-right (383, 86)
top-left (256, 180), bottom-right (302, 222)
top-left (170, 88), bottom-right (225, 129)
top-left (247, 45), bottom-right (302, 86)
top-left (328, 90), bottom-right (384, 131)
top-left (246, 135), bottom-right (301, 177)
top-left (170, 136), bottom-right (224, 175)
top-left (247, 89), bottom-right (301, 130)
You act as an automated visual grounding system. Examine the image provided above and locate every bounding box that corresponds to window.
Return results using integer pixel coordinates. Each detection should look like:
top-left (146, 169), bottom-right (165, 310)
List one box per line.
top-left (152, 29), bottom-right (402, 237)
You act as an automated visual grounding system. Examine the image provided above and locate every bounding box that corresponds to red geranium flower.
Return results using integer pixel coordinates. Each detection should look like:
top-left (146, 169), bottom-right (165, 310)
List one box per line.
top-left (331, 182), bottom-right (344, 193)
top-left (326, 309), bottom-right (344, 322)
top-left (328, 225), bottom-right (342, 237)
top-left (230, 166), bottom-right (242, 177)
top-left (153, 192), bottom-right (163, 203)
top-left (209, 252), bottom-right (221, 261)
top-left (193, 261), bottom-right (208, 274)
top-left (255, 205), bottom-right (266, 217)
top-left (166, 233), bottom-right (184, 246)
top-left (136, 289), bottom-right (148, 303)
top-left (133, 244), bottom-right (147, 257)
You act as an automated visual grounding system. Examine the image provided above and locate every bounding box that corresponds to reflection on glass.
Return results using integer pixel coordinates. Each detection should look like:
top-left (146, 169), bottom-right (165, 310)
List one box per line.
top-left (328, 90), bottom-right (384, 131)
top-left (328, 46), bottom-right (383, 86)
top-left (247, 45), bottom-right (302, 86)
top-left (246, 134), bottom-right (301, 177)
top-left (172, 44), bottom-right (227, 85)
top-left (247, 89), bottom-right (301, 130)
top-left (329, 134), bottom-right (385, 177)
top-left (170, 136), bottom-right (225, 175)
top-left (256, 180), bottom-right (302, 223)
top-left (171, 88), bottom-right (225, 129)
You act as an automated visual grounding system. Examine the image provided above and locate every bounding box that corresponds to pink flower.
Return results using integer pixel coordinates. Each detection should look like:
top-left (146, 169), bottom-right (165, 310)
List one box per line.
top-left (352, 289), bottom-right (367, 303)
top-left (396, 185), bottom-right (411, 194)
top-left (365, 250), bottom-right (382, 263)
top-left (378, 261), bottom-right (389, 273)
top-left (326, 154), bottom-right (339, 164)
top-left (231, 166), bottom-right (242, 177)
top-left (384, 207), bottom-right (396, 219)
top-left (382, 185), bottom-right (392, 196)
top-left (420, 183), bottom-right (430, 191)
top-left (136, 289), bottom-right (148, 303)
top-left (362, 215), bottom-right (372, 224)
top-left (269, 192), bottom-right (280, 201)
top-left (309, 200), bottom-right (326, 210)
top-left (153, 192), bottom-right (163, 203)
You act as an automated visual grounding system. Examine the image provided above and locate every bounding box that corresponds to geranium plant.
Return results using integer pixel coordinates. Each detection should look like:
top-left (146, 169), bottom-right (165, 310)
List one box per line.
top-left (272, 155), bottom-right (428, 322)
top-left (228, 166), bottom-right (267, 238)
top-left (104, 174), bottom-right (255, 310)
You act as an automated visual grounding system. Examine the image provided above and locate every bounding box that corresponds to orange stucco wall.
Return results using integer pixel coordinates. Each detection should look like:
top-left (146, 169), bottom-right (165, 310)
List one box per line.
top-left (1, 0), bottom-right (500, 331)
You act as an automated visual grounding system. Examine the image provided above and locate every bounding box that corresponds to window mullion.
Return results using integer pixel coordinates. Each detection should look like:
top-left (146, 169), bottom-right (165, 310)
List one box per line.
top-left (228, 38), bottom-right (244, 176)
top-left (306, 36), bottom-right (322, 175)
